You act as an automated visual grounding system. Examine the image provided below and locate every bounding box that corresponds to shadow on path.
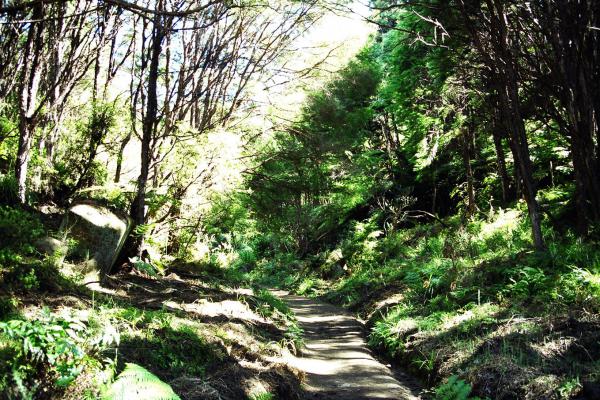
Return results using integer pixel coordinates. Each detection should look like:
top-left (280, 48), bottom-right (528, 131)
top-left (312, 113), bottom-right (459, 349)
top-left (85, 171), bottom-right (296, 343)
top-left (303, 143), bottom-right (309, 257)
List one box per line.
top-left (274, 291), bottom-right (423, 400)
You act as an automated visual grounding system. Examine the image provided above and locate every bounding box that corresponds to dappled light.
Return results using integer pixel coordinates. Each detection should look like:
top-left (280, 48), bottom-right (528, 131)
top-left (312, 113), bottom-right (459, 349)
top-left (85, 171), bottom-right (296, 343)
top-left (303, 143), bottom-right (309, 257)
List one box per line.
top-left (279, 293), bottom-right (422, 400)
top-left (2, 0), bottom-right (600, 399)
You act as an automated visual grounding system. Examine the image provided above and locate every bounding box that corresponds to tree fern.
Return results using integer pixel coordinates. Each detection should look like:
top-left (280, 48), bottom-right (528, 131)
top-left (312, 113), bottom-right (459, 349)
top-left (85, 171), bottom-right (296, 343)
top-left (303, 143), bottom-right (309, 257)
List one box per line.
top-left (103, 363), bottom-right (180, 400)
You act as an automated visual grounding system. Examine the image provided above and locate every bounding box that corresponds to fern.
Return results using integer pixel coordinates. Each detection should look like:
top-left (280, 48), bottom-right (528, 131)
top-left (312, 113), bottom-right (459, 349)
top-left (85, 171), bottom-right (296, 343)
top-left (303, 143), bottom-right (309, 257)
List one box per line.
top-left (103, 363), bottom-right (180, 400)
top-left (435, 375), bottom-right (482, 400)
top-left (250, 393), bottom-right (274, 400)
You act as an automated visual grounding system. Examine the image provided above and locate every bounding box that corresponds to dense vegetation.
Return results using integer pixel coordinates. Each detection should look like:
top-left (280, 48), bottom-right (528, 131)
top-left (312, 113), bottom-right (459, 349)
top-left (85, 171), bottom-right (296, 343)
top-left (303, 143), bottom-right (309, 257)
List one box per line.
top-left (1, 0), bottom-right (600, 399)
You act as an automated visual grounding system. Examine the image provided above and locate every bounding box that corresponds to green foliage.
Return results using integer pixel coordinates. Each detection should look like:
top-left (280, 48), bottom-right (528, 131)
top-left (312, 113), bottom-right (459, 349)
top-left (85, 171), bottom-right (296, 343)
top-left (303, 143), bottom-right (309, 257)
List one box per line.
top-left (1, 1), bottom-right (598, 398)
top-left (0, 173), bottom-right (18, 204)
top-left (0, 309), bottom-right (118, 396)
top-left (0, 205), bottom-right (61, 292)
top-left (0, 251), bottom-right (71, 292)
top-left (0, 296), bottom-right (18, 319)
top-left (252, 289), bottom-right (292, 319)
top-left (557, 377), bottom-right (581, 399)
top-left (49, 101), bottom-right (116, 198)
top-left (77, 185), bottom-right (132, 212)
top-left (297, 277), bottom-right (318, 296)
top-left (251, 289), bottom-right (304, 351)
top-left (0, 205), bottom-right (44, 251)
top-left (249, 392), bottom-right (274, 400)
top-left (103, 363), bottom-right (180, 400)
top-left (117, 314), bottom-right (224, 380)
top-left (129, 256), bottom-right (160, 277)
top-left (435, 376), bottom-right (482, 400)
top-left (244, 54), bottom-right (382, 255)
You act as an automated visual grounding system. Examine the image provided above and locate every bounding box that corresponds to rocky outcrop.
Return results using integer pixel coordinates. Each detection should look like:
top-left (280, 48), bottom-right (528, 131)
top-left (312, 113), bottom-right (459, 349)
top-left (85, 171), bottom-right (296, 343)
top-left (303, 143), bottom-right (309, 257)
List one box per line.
top-left (61, 202), bottom-right (132, 279)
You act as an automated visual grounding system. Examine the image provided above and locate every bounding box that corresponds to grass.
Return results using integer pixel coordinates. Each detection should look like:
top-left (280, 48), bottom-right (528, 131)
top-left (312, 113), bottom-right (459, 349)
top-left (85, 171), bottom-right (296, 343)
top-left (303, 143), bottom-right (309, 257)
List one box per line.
top-left (116, 314), bottom-right (225, 379)
top-left (4, 186), bottom-right (600, 398)
top-left (233, 187), bottom-right (600, 398)
top-left (355, 207), bottom-right (600, 396)
top-left (250, 288), bottom-right (304, 352)
top-left (0, 204), bottom-right (307, 399)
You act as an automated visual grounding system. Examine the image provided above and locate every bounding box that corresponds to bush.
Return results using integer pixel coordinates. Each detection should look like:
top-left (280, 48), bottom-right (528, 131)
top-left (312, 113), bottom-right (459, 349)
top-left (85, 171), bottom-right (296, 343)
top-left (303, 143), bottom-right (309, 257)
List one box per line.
top-left (0, 173), bottom-right (18, 204)
top-left (77, 184), bottom-right (132, 212)
top-left (0, 206), bottom-right (44, 251)
top-left (250, 289), bottom-right (304, 351)
top-left (0, 310), bottom-right (119, 397)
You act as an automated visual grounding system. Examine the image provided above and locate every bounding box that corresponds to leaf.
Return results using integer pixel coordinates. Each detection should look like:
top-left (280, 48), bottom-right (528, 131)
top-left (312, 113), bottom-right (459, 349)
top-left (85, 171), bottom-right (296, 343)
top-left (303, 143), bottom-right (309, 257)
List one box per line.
top-left (103, 363), bottom-right (180, 400)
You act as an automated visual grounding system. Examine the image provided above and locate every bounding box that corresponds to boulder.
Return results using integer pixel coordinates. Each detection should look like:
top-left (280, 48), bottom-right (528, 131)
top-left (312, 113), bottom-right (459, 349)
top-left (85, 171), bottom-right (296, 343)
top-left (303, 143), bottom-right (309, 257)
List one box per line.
top-left (61, 202), bottom-right (132, 279)
top-left (34, 237), bottom-right (67, 256)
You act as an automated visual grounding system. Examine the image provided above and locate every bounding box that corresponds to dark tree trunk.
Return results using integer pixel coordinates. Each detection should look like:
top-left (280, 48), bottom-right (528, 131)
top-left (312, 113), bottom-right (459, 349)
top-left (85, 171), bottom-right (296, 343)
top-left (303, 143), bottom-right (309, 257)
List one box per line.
top-left (491, 110), bottom-right (511, 204)
top-left (130, 10), bottom-right (164, 254)
top-left (534, 0), bottom-right (600, 234)
top-left (114, 132), bottom-right (131, 183)
top-left (499, 79), bottom-right (544, 249)
top-left (15, 121), bottom-right (35, 202)
top-left (461, 122), bottom-right (476, 218)
top-left (432, 171), bottom-right (437, 214)
top-left (486, 0), bottom-right (545, 250)
top-left (458, 0), bottom-right (545, 249)
top-left (488, 0), bottom-right (545, 249)
top-left (555, 1), bottom-right (600, 233)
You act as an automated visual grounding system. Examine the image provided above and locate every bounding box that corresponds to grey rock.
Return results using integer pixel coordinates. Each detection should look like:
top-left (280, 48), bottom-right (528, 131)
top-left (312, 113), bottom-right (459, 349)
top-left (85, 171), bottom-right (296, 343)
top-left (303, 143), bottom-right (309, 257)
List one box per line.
top-left (34, 237), bottom-right (67, 256)
top-left (61, 202), bottom-right (132, 278)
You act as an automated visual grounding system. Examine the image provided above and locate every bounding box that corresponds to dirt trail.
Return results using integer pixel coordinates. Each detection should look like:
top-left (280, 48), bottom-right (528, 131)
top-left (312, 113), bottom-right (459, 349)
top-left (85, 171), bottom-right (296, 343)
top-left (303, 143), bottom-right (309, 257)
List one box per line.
top-left (274, 291), bottom-right (423, 400)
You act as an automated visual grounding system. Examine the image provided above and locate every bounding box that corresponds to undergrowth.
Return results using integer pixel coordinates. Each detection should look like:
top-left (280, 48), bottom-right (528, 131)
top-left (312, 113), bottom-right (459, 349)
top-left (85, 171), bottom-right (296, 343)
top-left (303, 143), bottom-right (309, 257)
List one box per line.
top-left (250, 289), bottom-right (304, 352)
top-left (226, 187), bottom-right (600, 398)
top-left (0, 204), bottom-right (304, 399)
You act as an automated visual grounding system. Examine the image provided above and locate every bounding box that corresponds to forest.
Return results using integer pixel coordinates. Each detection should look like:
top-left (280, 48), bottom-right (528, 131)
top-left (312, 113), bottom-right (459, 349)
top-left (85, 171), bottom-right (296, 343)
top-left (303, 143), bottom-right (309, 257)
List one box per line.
top-left (1, 0), bottom-right (599, 399)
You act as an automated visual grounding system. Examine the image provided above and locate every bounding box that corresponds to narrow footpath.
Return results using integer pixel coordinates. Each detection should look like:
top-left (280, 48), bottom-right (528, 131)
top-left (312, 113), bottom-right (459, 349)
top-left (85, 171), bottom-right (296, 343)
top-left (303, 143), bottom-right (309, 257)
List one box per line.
top-left (274, 291), bottom-right (423, 400)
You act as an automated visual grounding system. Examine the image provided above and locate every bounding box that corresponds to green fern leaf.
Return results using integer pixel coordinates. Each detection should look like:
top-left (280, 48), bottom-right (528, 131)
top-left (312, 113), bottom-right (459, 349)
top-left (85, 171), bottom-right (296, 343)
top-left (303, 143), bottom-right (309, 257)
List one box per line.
top-left (103, 363), bottom-right (180, 400)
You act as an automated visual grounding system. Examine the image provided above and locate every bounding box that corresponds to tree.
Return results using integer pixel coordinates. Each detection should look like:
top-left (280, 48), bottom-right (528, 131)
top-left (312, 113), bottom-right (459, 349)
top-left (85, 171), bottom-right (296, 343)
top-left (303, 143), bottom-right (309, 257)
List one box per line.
top-left (1, 1), bottom-right (120, 203)
top-left (119, 0), bottom-right (321, 254)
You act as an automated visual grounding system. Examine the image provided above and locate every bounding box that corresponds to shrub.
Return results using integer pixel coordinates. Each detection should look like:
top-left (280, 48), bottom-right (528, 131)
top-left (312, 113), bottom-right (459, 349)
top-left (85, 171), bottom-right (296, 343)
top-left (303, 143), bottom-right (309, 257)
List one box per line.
top-left (77, 184), bottom-right (132, 212)
top-left (250, 393), bottom-right (274, 400)
top-left (0, 173), bottom-right (18, 204)
top-left (251, 289), bottom-right (304, 351)
top-left (0, 310), bottom-right (119, 397)
top-left (0, 206), bottom-right (44, 251)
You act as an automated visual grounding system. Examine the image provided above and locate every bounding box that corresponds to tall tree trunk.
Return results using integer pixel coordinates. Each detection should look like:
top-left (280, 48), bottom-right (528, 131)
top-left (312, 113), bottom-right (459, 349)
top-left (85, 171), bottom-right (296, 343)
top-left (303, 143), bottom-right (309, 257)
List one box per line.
top-left (432, 171), bottom-right (437, 214)
top-left (458, 0), bottom-right (545, 249)
top-left (15, 3), bottom-right (44, 203)
top-left (461, 122), bottom-right (475, 218)
top-left (489, 0), bottom-right (545, 250)
top-left (500, 84), bottom-right (545, 249)
top-left (538, 0), bottom-right (600, 233)
top-left (130, 10), bottom-right (164, 253)
top-left (491, 108), bottom-right (511, 204)
top-left (380, 113), bottom-right (396, 177)
top-left (15, 121), bottom-right (35, 202)
top-left (560, 26), bottom-right (600, 233)
top-left (569, 103), bottom-right (600, 233)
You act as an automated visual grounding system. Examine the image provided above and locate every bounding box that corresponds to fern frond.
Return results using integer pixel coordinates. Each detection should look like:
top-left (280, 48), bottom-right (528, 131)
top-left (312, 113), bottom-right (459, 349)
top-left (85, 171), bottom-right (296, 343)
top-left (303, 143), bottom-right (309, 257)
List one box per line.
top-left (103, 363), bottom-right (180, 400)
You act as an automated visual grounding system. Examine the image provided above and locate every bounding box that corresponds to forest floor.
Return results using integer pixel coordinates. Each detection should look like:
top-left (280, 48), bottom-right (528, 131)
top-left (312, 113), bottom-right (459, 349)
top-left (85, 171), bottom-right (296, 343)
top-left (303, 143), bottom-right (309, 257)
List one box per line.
top-left (3, 254), bottom-right (427, 399)
top-left (2, 261), bottom-right (305, 399)
top-left (88, 269), bottom-right (426, 399)
top-left (272, 290), bottom-right (423, 400)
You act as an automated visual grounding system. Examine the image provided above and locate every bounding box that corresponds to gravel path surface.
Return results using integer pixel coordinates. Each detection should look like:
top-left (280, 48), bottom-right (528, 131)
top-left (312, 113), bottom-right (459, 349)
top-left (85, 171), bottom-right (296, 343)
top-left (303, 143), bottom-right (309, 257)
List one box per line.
top-left (274, 291), bottom-right (423, 400)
